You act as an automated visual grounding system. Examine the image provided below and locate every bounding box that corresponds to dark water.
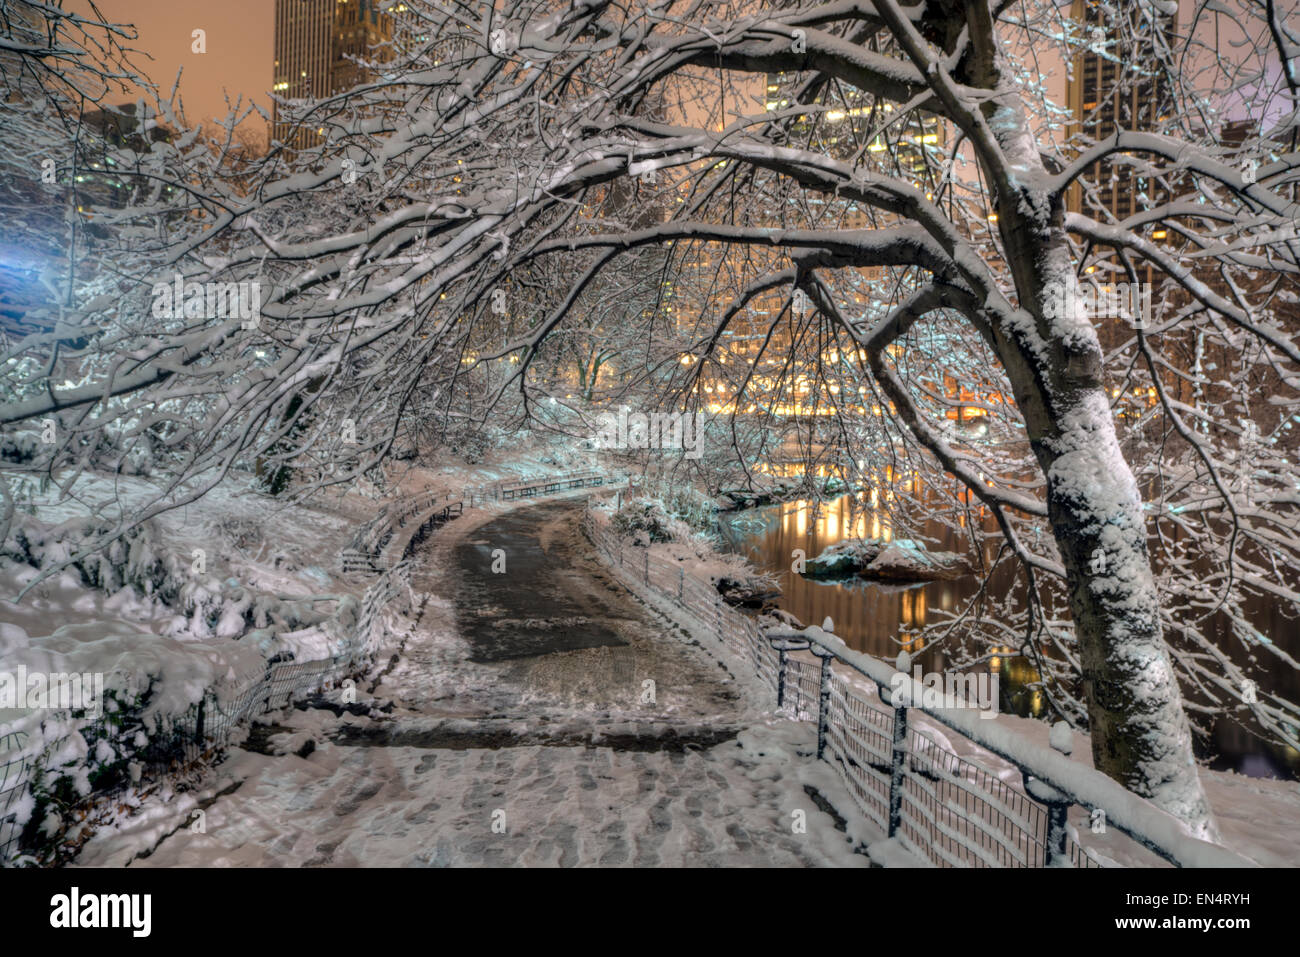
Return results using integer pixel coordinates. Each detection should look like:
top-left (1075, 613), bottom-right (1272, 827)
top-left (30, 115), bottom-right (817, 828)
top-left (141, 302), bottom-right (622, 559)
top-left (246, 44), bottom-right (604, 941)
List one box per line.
top-left (718, 493), bottom-right (1300, 780)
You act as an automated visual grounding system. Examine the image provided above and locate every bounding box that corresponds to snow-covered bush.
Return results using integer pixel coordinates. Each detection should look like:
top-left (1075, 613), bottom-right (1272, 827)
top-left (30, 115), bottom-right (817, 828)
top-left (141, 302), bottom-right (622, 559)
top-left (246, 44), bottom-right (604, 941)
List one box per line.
top-left (613, 481), bottom-right (720, 542)
top-left (610, 497), bottom-right (691, 544)
top-left (13, 679), bottom-right (162, 865)
top-left (0, 428), bottom-right (41, 465)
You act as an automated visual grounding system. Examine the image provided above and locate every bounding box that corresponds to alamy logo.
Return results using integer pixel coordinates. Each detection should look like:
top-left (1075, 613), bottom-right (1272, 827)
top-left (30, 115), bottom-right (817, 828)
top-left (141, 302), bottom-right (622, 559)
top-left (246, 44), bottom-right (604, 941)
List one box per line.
top-left (0, 667), bottom-right (103, 718)
top-left (594, 409), bottom-right (705, 460)
top-left (49, 887), bottom-right (151, 937)
top-left (889, 666), bottom-right (1000, 719)
top-left (151, 274), bottom-right (262, 328)
top-left (1042, 280), bottom-right (1152, 328)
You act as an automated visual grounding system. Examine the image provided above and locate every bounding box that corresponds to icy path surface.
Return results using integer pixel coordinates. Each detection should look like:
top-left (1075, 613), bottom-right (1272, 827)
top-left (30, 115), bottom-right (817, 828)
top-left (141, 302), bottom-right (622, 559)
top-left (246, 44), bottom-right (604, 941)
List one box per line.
top-left (79, 497), bottom-right (870, 867)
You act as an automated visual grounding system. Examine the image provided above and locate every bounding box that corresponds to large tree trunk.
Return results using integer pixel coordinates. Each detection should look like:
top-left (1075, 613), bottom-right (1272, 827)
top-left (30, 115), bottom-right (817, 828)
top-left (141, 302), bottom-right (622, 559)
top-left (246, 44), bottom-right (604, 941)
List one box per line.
top-left (996, 218), bottom-right (1219, 840)
top-left (942, 0), bottom-right (1221, 834)
top-left (1038, 385), bottom-right (1220, 842)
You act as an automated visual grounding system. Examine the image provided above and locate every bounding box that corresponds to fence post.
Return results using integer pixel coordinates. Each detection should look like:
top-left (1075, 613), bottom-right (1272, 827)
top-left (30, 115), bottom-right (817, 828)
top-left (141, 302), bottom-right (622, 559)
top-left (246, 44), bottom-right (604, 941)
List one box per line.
top-left (888, 699), bottom-right (909, 838)
top-left (815, 651), bottom-right (833, 759)
top-left (192, 696), bottom-right (205, 764)
top-left (261, 656), bottom-right (280, 715)
top-left (1022, 773), bottom-right (1073, 866)
top-left (1045, 798), bottom-right (1071, 867)
top-left (1024, 728), bottom-right (1078, 866)
top-left (644, 549), bottom-right (650, 585)
top-left (777, 646), bottom-right (789, 707)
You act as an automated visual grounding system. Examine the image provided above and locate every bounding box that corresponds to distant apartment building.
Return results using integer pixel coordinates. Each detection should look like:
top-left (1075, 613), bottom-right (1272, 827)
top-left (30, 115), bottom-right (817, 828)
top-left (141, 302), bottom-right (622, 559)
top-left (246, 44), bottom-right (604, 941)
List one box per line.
top-left (331, 0), bottom-right (396, 94)
top-left (748, 71), bottom-right (949, 421)
top-left (273, 0), bottom-right (400, 149)
top-left (764, 71), bottom-right (942, 189)
top-left (1065, 0), bottom-right (1178, 289)
top-left (1061, 4), bottom-right (1294, 429)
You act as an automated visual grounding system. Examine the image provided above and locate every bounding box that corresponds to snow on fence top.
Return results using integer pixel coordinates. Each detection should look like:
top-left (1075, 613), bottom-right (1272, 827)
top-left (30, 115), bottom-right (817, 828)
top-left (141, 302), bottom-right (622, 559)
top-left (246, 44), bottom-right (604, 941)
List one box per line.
top-left (768, 624), bottom-right (1255, 869)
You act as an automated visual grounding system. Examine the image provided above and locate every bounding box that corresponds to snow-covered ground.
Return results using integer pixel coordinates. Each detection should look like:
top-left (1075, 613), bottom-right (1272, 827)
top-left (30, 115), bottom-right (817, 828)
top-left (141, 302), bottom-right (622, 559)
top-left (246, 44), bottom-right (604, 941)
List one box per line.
top-left (71, 491), bottom-right (872, 867)
top-left (76, 715), bottom-right (867, 867)
top-left (7, 437), bottom-right (1300, 867)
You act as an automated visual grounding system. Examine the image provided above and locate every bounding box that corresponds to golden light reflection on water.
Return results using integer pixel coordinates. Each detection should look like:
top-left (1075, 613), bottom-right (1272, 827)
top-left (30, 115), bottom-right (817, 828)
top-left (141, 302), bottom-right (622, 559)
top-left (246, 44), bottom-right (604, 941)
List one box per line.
top-left (722, 493), bottom-right (1044, 718)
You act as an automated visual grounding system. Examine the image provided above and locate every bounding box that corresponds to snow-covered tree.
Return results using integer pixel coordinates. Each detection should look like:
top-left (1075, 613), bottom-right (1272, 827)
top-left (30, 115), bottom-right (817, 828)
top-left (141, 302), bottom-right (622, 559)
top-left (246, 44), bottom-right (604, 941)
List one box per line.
top-left (5, 0), bottom-right (1300, 837)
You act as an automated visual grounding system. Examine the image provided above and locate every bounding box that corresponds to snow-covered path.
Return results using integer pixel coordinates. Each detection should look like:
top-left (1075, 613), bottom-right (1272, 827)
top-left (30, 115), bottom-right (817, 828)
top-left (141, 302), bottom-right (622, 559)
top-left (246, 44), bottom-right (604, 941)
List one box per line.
top-left (78, 497), bottom-right (870, 867)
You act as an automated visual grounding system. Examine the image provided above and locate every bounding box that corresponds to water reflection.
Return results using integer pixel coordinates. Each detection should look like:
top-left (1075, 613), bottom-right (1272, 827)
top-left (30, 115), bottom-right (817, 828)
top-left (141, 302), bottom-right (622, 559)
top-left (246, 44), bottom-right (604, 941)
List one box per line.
top-left (719, 493), bottom-right (1300, 779)
top-left (718, 494), bottom-right (1023, 700)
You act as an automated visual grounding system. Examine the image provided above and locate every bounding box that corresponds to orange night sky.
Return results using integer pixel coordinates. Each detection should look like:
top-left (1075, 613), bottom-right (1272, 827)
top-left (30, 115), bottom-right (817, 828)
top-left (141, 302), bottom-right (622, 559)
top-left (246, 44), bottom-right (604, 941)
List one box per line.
top-left (68, 0), bottom-right (274, 135)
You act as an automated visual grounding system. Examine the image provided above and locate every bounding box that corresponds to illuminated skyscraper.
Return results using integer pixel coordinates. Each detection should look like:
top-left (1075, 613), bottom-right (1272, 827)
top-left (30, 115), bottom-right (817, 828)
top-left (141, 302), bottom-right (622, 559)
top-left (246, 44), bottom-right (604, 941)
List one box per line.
top-left (273, 0), bottom-right (398, 149)
top-left (1065, 0), bottom-right (1177, 224)
top-left (272, 0), bottom-right (335, 148)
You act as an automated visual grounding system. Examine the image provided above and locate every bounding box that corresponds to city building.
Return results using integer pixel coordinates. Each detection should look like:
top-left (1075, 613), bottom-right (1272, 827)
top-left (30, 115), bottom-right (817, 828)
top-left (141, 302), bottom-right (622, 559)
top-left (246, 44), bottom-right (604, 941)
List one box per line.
top-left (272, 0), bottom-right (335, 148)
top-left (1065, 0), bottom-right (1178, 291)
top-left (272, 0), bottom-right (400, 149)
top-left (764, 70), bottom-right (942, 190)
top-left (331, 0), bottom-right (396, 95)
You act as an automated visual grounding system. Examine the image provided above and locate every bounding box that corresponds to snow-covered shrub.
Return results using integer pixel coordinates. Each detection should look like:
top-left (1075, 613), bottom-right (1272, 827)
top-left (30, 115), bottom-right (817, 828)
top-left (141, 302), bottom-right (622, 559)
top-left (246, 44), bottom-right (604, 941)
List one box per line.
top-left (0, 428), bottom-right (41, 464)
top-left (610, 497), bottom-right (691, 544)
top-left (610, 481), bottom-right (721, 543)
top-left (214, 516), bottom-right (263, 552)
top-left (9, 673), bottom-right (190, 865)
top-left (655, 483), bottom-right (719, 535)
top-left (0, 503), bottom-right (403, 863)
top-left (3, 513), bottom-right (342, 643)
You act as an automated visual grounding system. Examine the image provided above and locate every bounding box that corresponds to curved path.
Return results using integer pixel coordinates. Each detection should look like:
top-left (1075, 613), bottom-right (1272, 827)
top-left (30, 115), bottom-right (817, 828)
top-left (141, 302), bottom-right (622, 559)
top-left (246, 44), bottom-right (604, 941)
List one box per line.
top-left (78, 495), bottom-right (868, 867)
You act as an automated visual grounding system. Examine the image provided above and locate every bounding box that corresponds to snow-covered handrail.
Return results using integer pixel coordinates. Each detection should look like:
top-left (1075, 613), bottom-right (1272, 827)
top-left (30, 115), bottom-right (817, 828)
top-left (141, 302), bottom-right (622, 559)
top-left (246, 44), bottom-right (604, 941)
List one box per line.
top-left (766, 624), bottom-right (1257, 869)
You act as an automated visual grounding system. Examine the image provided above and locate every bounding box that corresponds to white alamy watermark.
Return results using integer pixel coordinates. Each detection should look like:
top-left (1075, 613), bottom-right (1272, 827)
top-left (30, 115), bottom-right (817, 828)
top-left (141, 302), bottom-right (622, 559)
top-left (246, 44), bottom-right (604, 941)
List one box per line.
top-left (49, 887), bottom-right (151, 937)
top-left (0, 667), bottom-right (104, 718)
top-left (594, 408), bottom-right (705, 460)
top-left (1043, 280), bottom-right (1153, 329)
top-left (151, 274), bottom-right (262, 329)
top-left (889, 666), bottom-right (1000, 719)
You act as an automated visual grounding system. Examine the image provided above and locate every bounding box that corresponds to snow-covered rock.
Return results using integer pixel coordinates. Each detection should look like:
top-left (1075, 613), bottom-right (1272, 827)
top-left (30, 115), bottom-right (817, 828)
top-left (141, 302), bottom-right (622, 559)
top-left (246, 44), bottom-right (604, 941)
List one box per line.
top-left (863, 540), bottom-right (970, 581)
top-left (801, 539), bottom-right (886, 578)
top-left (714, 574), bottom-right (780, 608)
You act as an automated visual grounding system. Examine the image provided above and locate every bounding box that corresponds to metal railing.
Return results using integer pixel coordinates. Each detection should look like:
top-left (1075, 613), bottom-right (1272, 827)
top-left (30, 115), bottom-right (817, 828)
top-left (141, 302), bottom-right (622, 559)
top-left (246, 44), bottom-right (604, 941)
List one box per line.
top-left (0, 732), bottom-right (28, 865)
top-left (582, 501), bottom-right (1254, 869)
